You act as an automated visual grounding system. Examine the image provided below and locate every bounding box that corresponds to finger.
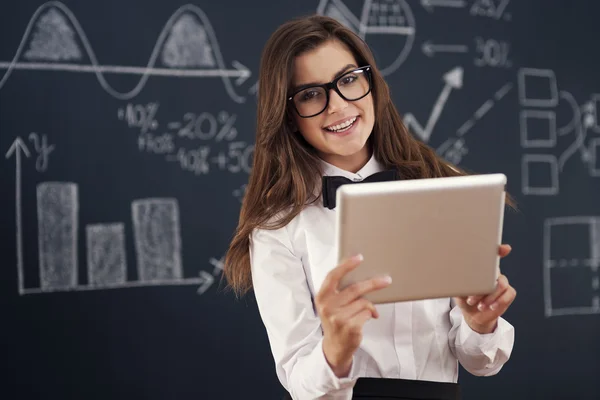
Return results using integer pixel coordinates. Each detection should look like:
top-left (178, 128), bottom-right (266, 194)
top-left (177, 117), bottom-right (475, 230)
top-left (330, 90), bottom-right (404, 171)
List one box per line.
top-left (465, 295), bottom-right (485, 307)
top-left (336, 274), bottom-right (392, 306)
top-left (336, 298), bottom-right (379, 321)
top-left (498, 244), bottom-right (512, 258)
top-left (345, 308), bottom-right (376, 334)
top-left (488, 286), bottom-right (517, 313)
top-left (477, 275), bottom-right (510, 311)
top-left (453, 296), bottom-right (467, 309)
top-left (319, 254), bottom-right (363, 297)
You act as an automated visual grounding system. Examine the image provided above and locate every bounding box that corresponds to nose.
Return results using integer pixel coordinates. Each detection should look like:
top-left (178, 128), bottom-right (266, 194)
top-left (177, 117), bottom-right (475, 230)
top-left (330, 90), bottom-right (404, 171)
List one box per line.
top-left (327, 89), bottom-right (348, 114)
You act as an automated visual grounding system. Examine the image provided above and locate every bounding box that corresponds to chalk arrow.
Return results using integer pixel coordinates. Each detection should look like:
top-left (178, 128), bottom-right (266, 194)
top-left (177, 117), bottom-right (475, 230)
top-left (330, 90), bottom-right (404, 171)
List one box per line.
top-left (232, 61), bottom-right (251, 86)
top-left (197, 270), bottom-right (215, 295)
top-left (403, 67), bottom-right (463, 143)
top-left (422, 41), bottom-right (469, 57)
top-left (5, 137), bottom-right (31, 295)
top-left (421, 0), bottom-right (467, 12)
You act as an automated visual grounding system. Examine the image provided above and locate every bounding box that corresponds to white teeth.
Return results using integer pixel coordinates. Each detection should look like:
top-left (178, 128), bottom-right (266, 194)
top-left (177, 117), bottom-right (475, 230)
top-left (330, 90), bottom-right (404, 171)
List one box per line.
top-left (325, 117), bottom-right (357, 132)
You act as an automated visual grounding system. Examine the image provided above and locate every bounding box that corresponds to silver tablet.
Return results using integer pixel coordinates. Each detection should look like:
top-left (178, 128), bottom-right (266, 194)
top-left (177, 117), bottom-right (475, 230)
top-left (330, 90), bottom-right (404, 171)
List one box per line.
top-left (334, 173), bottom-right (507, 304)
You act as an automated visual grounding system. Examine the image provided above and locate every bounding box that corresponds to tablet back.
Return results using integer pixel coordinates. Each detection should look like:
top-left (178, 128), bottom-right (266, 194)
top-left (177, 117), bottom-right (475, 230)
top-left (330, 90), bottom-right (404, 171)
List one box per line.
top-left (335, 173), bottom-right (507, 304)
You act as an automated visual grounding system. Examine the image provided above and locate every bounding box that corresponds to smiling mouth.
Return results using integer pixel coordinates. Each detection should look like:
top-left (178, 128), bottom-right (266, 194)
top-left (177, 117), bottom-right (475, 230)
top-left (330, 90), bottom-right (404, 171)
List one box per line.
top-left (324, 116), bottom-right (358, 133)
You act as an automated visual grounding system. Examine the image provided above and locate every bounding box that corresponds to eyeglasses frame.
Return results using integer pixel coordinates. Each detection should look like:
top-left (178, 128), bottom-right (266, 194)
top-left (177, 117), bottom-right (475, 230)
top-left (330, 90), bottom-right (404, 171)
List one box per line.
top-left (287, 65), bottom-right (373, 118)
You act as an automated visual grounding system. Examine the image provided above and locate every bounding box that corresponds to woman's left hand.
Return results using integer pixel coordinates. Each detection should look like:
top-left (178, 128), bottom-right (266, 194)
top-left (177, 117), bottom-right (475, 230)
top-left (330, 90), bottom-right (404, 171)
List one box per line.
top-left (453, 244), bottom-right (517, 334)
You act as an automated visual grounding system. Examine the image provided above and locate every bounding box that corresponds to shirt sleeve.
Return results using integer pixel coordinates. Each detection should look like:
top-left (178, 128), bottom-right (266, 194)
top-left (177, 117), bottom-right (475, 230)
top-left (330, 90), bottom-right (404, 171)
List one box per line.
top-left (447, 300), bottom-right (515, 377)
top-left (249, 225), bottom-right (366, 400)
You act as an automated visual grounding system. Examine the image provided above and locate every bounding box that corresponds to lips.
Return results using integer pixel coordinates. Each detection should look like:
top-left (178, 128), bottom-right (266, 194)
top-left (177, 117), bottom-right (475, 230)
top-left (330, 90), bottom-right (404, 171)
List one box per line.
top-left (324, 116), bottom-right (358, 133)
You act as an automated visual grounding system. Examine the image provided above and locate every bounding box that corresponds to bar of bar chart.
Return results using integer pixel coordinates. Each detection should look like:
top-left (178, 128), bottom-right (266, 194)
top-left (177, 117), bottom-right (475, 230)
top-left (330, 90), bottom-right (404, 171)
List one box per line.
top-left (86, 223), bottom-right (127, 286)
top-left (132, 198), bottom-right (183, 282)
top-left (20, 182), bottom-right (211, 295)
top-left (544, 216), bottom-right (600, 317)
top-left (37, 182), bottom-right (79, 290)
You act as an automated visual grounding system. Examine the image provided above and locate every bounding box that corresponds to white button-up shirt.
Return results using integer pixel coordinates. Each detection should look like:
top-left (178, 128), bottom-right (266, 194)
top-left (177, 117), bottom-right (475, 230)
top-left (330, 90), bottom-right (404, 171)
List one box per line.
top-left (249, 153), bottom-right (515, 400)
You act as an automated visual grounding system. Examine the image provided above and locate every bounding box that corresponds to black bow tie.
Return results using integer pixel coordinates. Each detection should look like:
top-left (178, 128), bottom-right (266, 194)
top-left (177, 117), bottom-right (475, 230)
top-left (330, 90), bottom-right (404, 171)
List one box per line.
top-left (322, 169), bottom-right (400, 209)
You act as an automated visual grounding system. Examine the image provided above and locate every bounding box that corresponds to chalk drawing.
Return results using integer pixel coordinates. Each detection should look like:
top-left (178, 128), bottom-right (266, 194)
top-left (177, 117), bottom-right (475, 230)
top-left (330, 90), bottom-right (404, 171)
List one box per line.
top-left (435, 82), bottom-right (513, 165)
top-left (4, 140), bottom-right (220, 295)
top-left (521, 154), bottom-right (559, 196)
top-left (470, 0), bottom-right (512, 21)
top-left (422, 41), bottom-right (468, 57)
top-left (317, 0), bottom-right (416, 76)
top-left (37, 182), bottom-right (79, 290)
top-left (24, 7), bottom-right (81, 61)
top-left (117, 102), bottom-right (160, 134)
top-left (162, 14), bottom-right (215, 68)
top-left (132, 198), bottom-right (183, 282)
top-left (517, 67), bottom-right (599, 195)
top-left (474, 37), bottom-right (512, 68)
top-left (18, 189), bottom-right (218, 294)
top-left (518, 68), bottom-right (558, 108)
top-left (520, 110), bottom-right (557, 148)
top-left (421, 0), bottom-right (466, 13)
top-left (544, 216), bottom-right (600, 317)
top-left (28, 132), bottom-right (55, 172)
top-left (403, 67), bottom-right (463, 143)
top-left (86, 223), bottom-right (127, 286)
top-left (5, 137), bottom-right (31, 295)
top-left (0, 1), bottom-right (251, 103)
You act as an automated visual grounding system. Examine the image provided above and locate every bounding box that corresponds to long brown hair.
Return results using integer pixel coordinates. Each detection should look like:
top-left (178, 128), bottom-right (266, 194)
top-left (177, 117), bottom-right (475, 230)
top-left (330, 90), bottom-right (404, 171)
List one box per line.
top-left (223, 14), bottom-right (515, 297)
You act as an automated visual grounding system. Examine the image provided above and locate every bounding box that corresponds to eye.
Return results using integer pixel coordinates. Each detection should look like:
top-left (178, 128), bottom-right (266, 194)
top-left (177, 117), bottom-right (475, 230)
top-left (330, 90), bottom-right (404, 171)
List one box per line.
top-left (298, 89), bottom-right (322, 102)
top-left (339, 74), bottom-right (358, 86)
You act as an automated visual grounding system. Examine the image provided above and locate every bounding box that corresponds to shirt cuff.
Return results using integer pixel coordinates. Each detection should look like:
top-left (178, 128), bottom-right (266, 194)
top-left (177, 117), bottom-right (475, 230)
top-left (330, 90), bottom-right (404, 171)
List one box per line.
top-left (308, 338), bottom-right (363, 392)
top-left (457, 316), bottom-right (513, 354)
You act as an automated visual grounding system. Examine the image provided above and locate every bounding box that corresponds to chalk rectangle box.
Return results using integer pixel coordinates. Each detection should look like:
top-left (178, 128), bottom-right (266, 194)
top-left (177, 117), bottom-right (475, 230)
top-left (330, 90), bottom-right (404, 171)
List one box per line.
top-left (518, 68), bottom-right (559, 107)
top-left (521, 154), bottom-right (558, 195)
top-left (37, 182), bottom-right (79, 290)
top-left (520, 110), bottom-right (556, 148)
top-left (544, 217), bottom-right (600, 316)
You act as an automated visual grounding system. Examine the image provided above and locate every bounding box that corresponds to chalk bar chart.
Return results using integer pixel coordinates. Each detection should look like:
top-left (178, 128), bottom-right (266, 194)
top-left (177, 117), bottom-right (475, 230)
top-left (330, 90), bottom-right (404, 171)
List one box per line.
top-left (19, 180), bottom-right (212, 295)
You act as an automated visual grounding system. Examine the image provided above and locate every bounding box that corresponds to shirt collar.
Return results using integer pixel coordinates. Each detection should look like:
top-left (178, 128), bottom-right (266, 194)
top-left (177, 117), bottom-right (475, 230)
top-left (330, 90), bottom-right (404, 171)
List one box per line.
top-left (320, 152), bottom-right (384, 181)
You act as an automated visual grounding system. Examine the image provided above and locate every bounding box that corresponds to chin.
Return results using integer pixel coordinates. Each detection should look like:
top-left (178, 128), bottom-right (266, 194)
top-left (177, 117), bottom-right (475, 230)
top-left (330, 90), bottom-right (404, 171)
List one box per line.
top-left (328, 139), bottom-right (370, 159)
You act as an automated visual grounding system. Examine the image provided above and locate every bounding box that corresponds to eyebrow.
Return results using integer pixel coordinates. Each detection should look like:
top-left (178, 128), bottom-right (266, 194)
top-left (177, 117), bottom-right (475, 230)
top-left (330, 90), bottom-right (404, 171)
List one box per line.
top-left (291, 63), bottom-right (358, 93)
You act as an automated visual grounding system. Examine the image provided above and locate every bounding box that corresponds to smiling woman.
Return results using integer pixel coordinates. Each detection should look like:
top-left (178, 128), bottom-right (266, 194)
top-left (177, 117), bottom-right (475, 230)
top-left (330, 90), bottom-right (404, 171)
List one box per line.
top-left (289, 46), bottom-right (375, 172)
top-left (224, 14), bottom-right (516, 400)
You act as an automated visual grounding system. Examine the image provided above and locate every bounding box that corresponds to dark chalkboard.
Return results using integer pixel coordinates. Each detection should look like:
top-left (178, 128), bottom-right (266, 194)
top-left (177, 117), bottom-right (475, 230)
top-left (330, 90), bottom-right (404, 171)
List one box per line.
top-left (1, 1), bottom-right (599, 399)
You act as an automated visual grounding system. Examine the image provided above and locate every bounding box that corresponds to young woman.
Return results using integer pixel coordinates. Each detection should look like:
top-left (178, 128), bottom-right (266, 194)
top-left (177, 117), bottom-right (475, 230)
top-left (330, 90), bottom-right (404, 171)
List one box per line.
top-left (224, 15), bottom-right (517, 400)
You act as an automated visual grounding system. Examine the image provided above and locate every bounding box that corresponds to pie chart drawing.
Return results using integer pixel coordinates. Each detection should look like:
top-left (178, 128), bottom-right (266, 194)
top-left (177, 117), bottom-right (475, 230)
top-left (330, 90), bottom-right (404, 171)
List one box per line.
top-left (317, 0), bottom-right (416, 76)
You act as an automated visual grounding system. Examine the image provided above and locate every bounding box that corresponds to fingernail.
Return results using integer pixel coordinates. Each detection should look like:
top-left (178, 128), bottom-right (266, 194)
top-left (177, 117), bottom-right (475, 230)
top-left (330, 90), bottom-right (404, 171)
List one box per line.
top-left (352, 254), bottom-right (364, 262)
top-left (477, 302), bottom-right (485, 311)
top-left (380, 275), bottom-right (392, 284)
top-left (467, 297), bottom-right (475, 306)
top-left (490, 303), bottom-right (497, 311)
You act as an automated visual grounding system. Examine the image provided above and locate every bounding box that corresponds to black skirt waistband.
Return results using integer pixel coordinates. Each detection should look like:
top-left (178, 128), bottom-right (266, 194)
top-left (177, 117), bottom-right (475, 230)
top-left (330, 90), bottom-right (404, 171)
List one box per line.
top-left (352, 377), bottom-right (461, 399)
top-left (282, 377), bottom-right (461, 400)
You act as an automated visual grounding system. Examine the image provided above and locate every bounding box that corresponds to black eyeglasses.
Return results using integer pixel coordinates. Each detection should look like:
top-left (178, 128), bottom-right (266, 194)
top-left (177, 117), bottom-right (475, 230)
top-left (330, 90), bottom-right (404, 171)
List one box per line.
top-left (288, 65), bottom-right (372, 118)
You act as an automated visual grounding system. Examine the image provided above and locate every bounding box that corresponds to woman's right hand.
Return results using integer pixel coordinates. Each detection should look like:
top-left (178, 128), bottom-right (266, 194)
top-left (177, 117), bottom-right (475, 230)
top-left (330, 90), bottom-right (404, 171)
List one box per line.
top-left (315, 254), bottom-right (392, 378)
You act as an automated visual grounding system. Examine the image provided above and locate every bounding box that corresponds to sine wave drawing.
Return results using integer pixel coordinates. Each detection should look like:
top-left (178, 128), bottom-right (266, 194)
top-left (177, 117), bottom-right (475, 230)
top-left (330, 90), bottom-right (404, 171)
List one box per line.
top-left (0, 1), bottom-right (251, 103)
